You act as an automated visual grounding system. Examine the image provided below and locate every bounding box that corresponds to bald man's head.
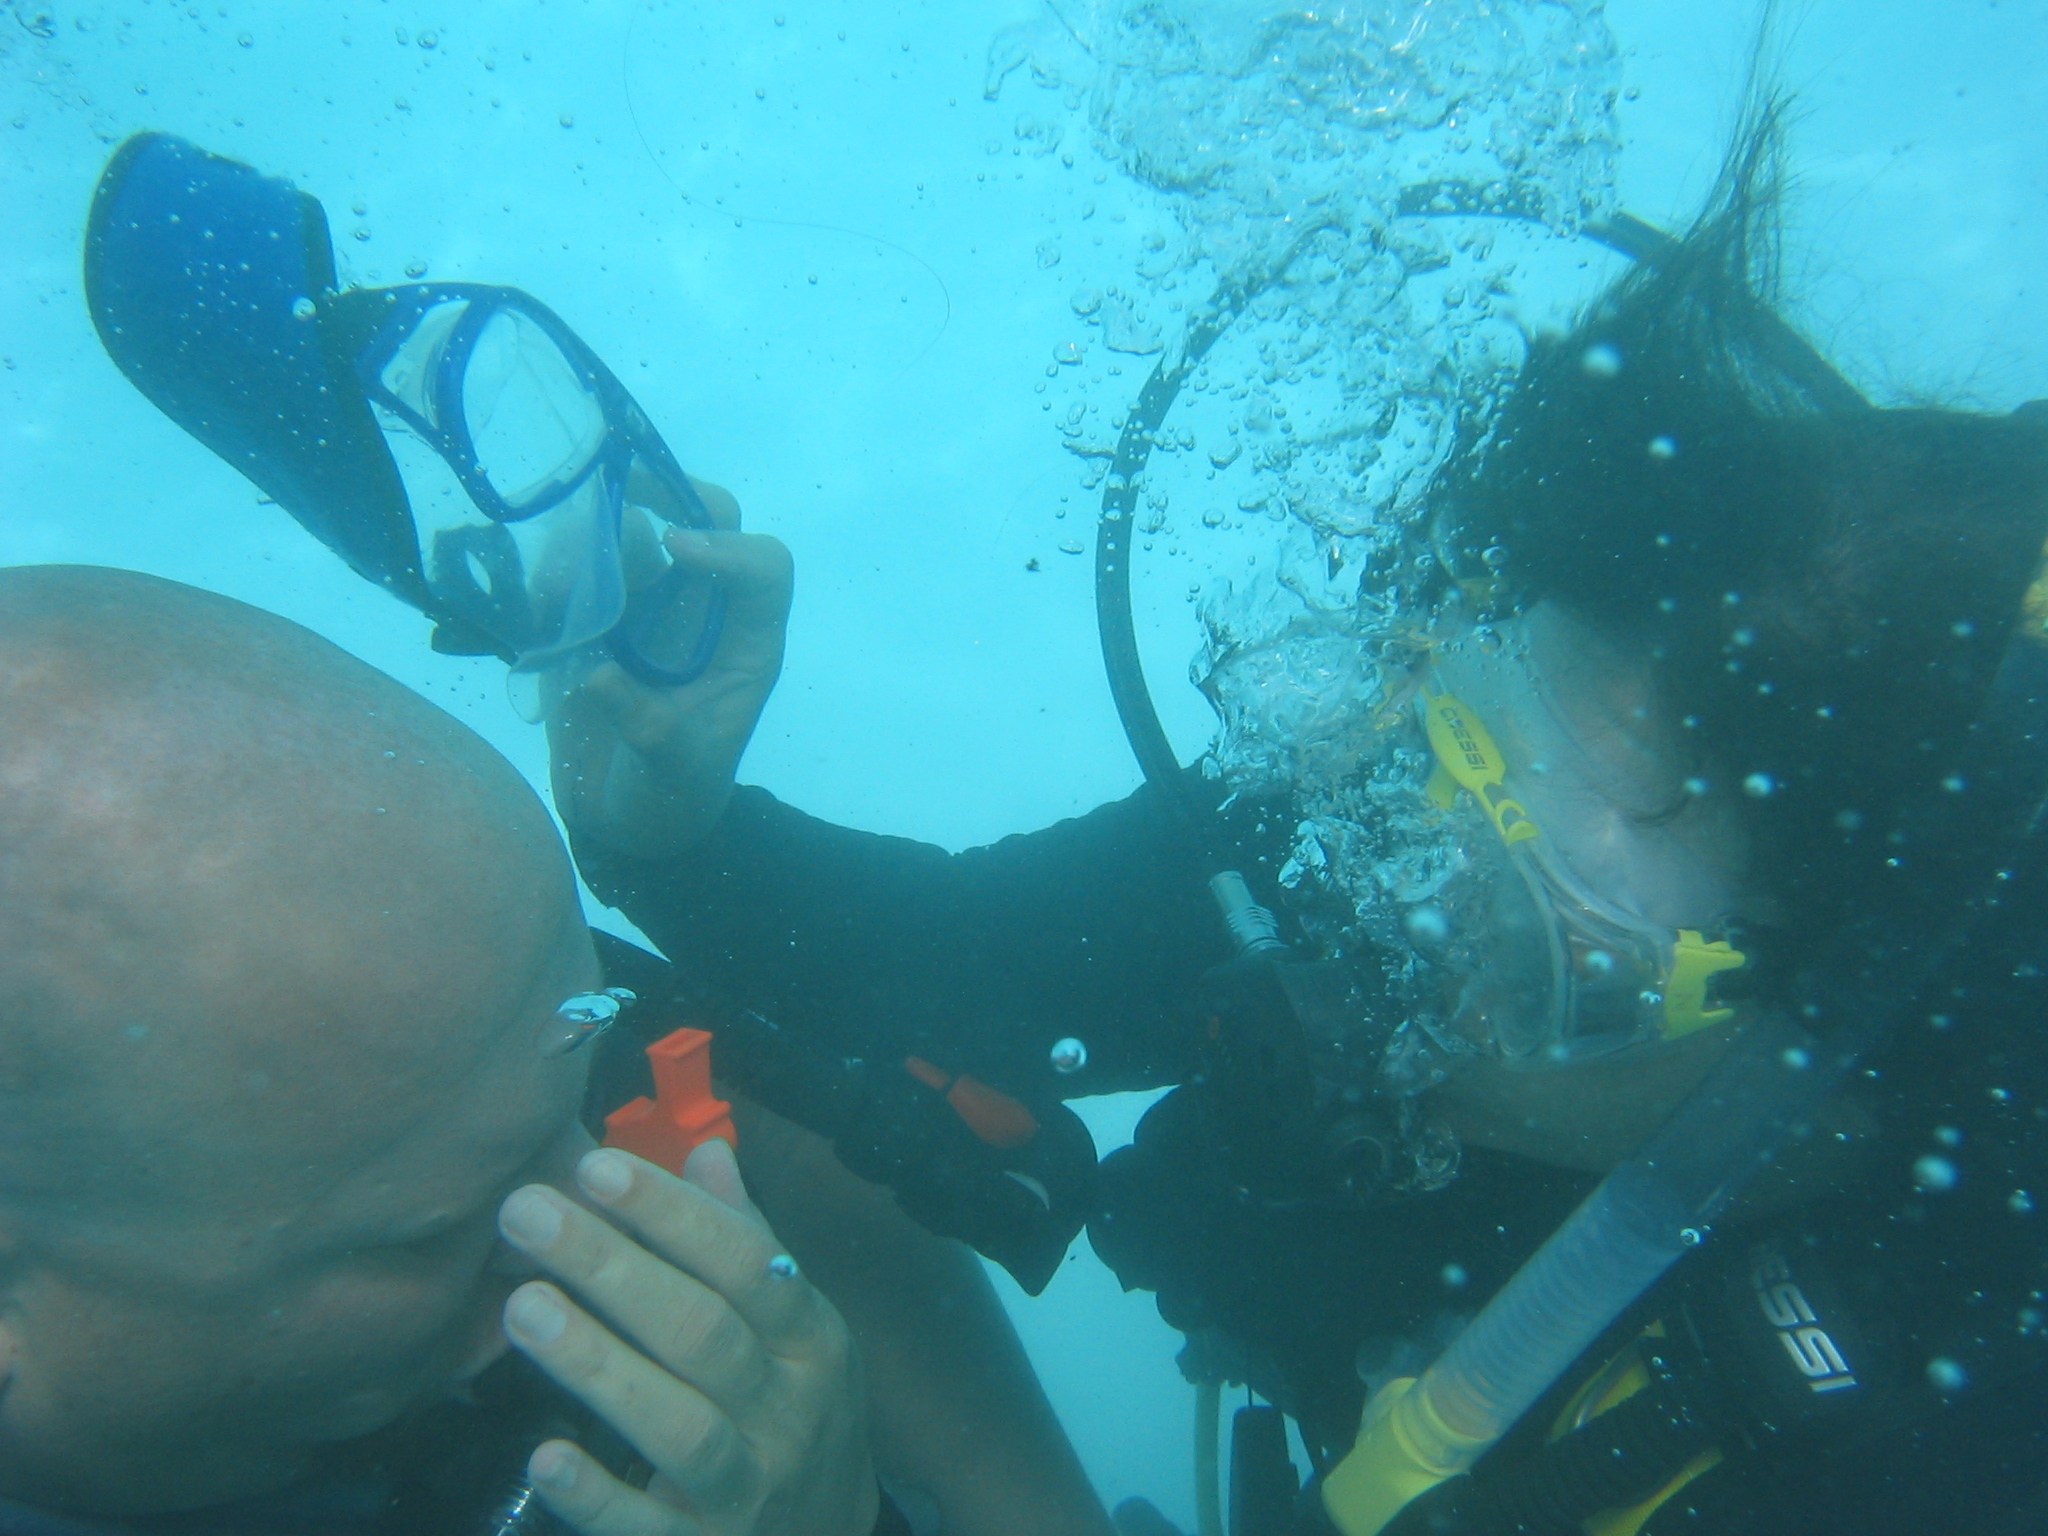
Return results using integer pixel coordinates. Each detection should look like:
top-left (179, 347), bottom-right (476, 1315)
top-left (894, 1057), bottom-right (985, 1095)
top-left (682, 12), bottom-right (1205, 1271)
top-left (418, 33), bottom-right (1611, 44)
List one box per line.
top-left (0, 567), bottom-right (599, 1513)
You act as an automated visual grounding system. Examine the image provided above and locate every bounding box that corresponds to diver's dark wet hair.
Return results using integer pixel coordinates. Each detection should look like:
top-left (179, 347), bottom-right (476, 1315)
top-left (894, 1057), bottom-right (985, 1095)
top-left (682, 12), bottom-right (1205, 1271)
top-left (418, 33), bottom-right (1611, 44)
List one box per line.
top-left (1435, 102), bottom-right (2048, 946)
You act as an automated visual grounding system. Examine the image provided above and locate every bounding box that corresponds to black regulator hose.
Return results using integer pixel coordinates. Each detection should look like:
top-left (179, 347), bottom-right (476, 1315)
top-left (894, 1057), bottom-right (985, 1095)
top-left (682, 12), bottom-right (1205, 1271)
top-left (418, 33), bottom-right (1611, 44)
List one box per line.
top-left (1092, 255), bottom-right (1298, 813)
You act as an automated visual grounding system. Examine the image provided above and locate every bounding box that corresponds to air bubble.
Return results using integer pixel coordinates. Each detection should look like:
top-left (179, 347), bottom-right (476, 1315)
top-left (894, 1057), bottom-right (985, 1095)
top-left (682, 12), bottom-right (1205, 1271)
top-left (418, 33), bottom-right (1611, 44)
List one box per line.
top-left (1580, 342), bottom-right (1623, 377)
top-left (290, 296), bottom-right (317, 320)
top-left (1404, 905), bottom-right (1449, 944)
top-left (1049, 1037), bottom-right (1089, 1074)
top-left (1913, 1155), bottom-right (1959, 1192)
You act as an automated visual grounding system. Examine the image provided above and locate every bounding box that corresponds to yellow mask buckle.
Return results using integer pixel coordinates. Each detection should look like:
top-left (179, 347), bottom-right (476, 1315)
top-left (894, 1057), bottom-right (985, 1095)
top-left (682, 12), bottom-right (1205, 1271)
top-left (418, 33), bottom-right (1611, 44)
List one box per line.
top-left (1662, 930), bottom-right (1746, 1039)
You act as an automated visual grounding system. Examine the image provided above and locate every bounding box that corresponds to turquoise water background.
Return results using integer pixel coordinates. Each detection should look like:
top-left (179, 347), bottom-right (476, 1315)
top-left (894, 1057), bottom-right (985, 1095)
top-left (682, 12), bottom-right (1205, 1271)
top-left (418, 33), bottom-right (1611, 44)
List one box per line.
top-left (3, 1), bottom-right (2044, 1522)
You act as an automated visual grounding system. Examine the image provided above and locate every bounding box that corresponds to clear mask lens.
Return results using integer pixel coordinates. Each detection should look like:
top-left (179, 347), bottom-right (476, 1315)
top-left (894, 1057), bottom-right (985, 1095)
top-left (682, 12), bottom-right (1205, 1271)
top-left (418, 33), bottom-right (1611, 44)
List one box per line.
top-left (1450, 840), bottom-right (1673, 1067)
top-left (460, 306), bottom-right (608, 510)
top-left (368, 295), bottom-right (629, 673)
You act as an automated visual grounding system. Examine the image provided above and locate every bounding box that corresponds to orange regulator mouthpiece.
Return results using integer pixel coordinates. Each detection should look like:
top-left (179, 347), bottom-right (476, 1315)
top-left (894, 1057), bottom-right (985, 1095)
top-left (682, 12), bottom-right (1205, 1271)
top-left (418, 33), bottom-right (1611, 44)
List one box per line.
top-left (602, 1027), bottom-right (737, 1172)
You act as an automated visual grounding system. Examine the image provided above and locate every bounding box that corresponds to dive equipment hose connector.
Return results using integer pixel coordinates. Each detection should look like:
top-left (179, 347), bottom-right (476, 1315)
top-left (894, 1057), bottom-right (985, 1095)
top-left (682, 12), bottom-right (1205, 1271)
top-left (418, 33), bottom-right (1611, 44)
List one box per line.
top-left (1211, 871), bottom-right (1289, 957)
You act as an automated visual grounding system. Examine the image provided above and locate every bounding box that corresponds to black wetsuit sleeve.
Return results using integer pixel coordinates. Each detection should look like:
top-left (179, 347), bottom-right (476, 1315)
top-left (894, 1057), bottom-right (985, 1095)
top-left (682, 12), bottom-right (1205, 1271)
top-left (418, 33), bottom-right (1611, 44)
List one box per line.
top-left (575, 774), bottom-right (1278, 1100)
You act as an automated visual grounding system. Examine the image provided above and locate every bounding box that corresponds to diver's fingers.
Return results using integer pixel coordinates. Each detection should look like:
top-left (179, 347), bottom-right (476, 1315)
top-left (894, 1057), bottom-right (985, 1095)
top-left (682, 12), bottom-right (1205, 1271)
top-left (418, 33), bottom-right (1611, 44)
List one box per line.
top-left (504, 1282), bottom-right (757, 1511)
top-left (663, 529), bottom-right (795, 633)
top-left (682, 1136), bottom-right (760, 1219)
top-left (571, 661), bottom-right (686, 755)
top-left (575, 1148), bottom-right (835, 1358)
top-left (526, 1441), bottom-right (707, 1536)
top-left (498, 1185), bottom-right (778, 1406)
top-left (685, 476), bottom-right (743, 532)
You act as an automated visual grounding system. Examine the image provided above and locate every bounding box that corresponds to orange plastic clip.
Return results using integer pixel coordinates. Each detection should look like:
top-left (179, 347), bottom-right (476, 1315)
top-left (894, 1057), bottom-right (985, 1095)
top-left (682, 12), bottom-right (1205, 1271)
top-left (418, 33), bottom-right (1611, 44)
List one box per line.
top-left (602, 1027), bottom-right (737, 1173)
top-left (902, 1055), bottom-right (1040, 1150)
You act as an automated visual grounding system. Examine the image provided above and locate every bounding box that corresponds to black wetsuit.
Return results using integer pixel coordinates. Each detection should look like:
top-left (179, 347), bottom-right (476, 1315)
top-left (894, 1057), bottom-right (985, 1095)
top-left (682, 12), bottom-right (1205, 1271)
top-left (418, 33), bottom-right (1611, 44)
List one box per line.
top-left (578, 779), bottom-right (2048, 1536)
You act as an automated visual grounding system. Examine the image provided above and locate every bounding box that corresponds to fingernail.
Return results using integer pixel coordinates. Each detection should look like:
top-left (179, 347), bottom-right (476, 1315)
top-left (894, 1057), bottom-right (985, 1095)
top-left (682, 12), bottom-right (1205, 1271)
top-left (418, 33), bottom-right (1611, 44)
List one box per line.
top-left (505, 1284), bottom-right (568, 1346)
top-left (577, 1148), bottom-right (633, 1202)
top-left (530, 1442), bottom-right (579, 1491)
top-left (498, 1188), bottom-right (563, 1250)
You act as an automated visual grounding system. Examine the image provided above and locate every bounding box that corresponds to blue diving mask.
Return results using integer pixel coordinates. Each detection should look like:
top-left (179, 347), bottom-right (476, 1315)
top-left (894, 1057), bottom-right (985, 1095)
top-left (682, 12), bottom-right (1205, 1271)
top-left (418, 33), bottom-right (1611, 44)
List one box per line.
top-left (84, 132), bottom-right (723, 705)
top-left (329, 282), bottom-right (726, 698)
